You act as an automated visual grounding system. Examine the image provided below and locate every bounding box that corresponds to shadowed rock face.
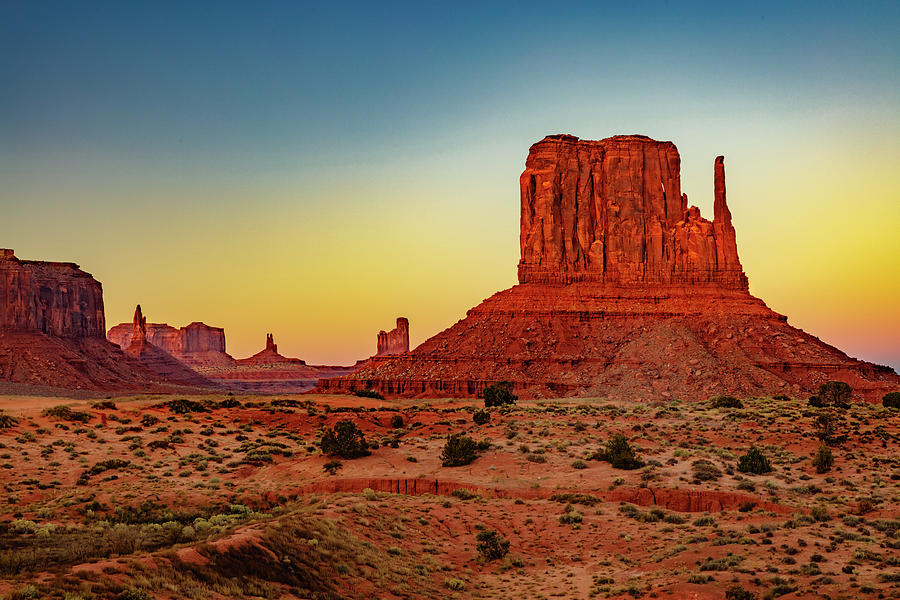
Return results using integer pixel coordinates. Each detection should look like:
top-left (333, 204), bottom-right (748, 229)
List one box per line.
top-left (0, 249), bottom-right (106, 338)
top-left (517, 135), bottom-right (746, 288)
top-left (319, 134), bottom-right (900, 401)
top-left (377, 318), bottom-right (409, 356)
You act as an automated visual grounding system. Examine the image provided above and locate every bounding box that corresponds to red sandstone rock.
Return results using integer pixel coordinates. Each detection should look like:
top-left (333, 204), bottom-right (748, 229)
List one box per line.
top-left (517, 136), bottom-right (746, 289)
top-left (237, 333), bottom-right (306, 366)
top-left (0, 249), bottom-right (106, 338)
top-left (319, 135), bottom-right (900, 401)
top-left (0, 251), bottom-right (190, 391)
top-left (108, 318), bottom-right (233, 367)
top-left (377, 317), bottom-right (409, 356)
top-left (123, 305), bottom-right (216, 387)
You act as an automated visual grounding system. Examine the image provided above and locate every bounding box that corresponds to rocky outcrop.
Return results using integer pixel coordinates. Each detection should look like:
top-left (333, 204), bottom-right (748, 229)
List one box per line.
top-left (320, 134), bottom-right (900, 401)
top-left (0, 251), bottom-right (193, 391)
top-left (0, 249), bottom-right (106, 338)
top-left (123, 305), bottom-right (216, 387)
top-left (237, 334), bottom-right (306, 366)
top-left (108, 319), bottom-right (232, 367)
top-left (377, 317), bottom-right (409, 356)
top-left (517, 135), bottom-right (746, 289)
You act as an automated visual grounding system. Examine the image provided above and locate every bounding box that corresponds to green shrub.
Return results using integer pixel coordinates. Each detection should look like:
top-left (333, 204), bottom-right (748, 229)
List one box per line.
top-left (472, 409), bottom-right (491, 425)
top-left (475, 529), bottom-right (510, 561)
top-left (218, 397), bottom-right (242, 409)
top-left (883, 391), bottom-right (900, 409)
top-left (441, 434), bottom-right (479, 467)
top-left (600, 433), bottom-right (643, 470)
top-left (163, 399), bottom-right (208, 414)
top-left (814, 411), bottom-right (846, 446)
top-left (444, 578), bottom-right (466, 590)
top-left (815, 380), bottom-right (852, 409)
top-left (483, 381), bottom-right (517, 407)
top-left (389, 414), bottom-right (404, 428)
top-left (691, 458), bottom-right (722, 481)
top-left (323, 460), bottom-right (343, 474)
top-left (42, 405), bottom-right (90, 422)
top-left (711, 396), bottom-right (743, 409)
top-left (737, 447), bottom-right (772, 475)
top-left (811, 444), bottom-right (833, 473)
top-left (725, 585), bottom-right (757, 600)
top-left (319, 420), bottom-right (370, 459)
top-left (0, 411), bottom-right (18, 430)
top-left (354, 389), bottom-right (384, 400)
top-left (91, 400), bottom-right (117, 410)
top-left (119, 589), bottom-right (151, 600)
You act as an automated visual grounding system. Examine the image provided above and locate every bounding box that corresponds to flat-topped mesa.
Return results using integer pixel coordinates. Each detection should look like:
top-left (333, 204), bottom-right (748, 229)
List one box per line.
top-left (0, 248), bottom-right (106, 338)
top-left (377, 317), bottom-right (409, 356)
top-left (517, 135), bottom-right (747, 289)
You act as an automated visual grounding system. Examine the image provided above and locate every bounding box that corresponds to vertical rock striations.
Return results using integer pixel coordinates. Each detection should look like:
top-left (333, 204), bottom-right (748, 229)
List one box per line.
top-left (377, 317), bottom-right (409, 356)
top-left (0, 249), bottom-right (106, 338)
top-left (108, 319), bottom-right (232, 367)
top-left (517, 135), bottom-right (747, 289)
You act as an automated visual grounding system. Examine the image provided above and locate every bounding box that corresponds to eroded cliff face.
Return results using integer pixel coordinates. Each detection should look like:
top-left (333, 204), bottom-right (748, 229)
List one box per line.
top-left (377, 317), bottom-right (409, 356)
top-left (517, 135), bottom-right (747, 289)
top-left (0, 249), bottom-right (106, 338)
top-left (108, 319), bottom-right (229, 366)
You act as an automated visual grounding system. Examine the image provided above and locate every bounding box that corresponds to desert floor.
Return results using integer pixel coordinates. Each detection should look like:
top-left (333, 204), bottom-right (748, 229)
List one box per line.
top-left (0, 392), bottom-right (897, 599)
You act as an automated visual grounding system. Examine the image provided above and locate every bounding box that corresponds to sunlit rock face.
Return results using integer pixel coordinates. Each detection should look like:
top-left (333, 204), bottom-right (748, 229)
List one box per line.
top-left (319, 135), bottom-right (900, 401)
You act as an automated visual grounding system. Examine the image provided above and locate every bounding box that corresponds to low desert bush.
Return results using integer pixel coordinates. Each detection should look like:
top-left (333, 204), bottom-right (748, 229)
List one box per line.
top-left (483, 381), bottom-right (517, 407)
top-left (882, 391), bottom-right (900, 409)
top-left (737, 447), bottom-right (772, 475)
top-left (319, 420), bottom-right (370, 459)
top-left (811, 444), bottom-right (833, 473)
top-left (475, 529), bottom-right (510, 561)
top-left (389, 414), bottom-right (404, 428)
top-left (441, 434), bottom-right (479, 467)
top-left (596, 434), bottom-right (643, 470)
top-left (711, 396), bottom-right (743, 409)
top-left (472, 409), bottom-right (491, 425)
top-left (353, 389), bottom-right (384, 400)
top-left (42, 405), bottom-right (90, 422)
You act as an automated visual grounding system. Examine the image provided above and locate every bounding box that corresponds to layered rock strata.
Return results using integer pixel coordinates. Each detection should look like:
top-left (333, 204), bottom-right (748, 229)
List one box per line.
top-left (319, 135), bottom-right (900, 401)
top-left (0, 251), bottom-right (185, 391)
top-left (109, 320), bottom-right (233, 367)
top-left (1, 249), bottom-right (106, 337)
top-left (377, 317), bottom-right (409, 356)
top-left (122, 305), bottom-right (215, 387)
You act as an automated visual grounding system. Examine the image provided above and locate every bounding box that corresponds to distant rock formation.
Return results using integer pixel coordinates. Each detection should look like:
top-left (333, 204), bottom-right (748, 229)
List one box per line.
top-left (237, 333), bottom-right (306, 366)
top-left (122, 305), bottom-right (215, 387)
top-left (0, 250), bottom-right (177, 391)
top-left (377, 318), bottom-right (409, 356)
top-left (108, 318), bottom-right (233, 367)
top-left (319, 135), bottom-right (900, 401)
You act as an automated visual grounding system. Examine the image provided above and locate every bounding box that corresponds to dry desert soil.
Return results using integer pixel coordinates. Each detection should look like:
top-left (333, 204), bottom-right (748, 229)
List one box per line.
top-left (0, 392), bottom-right (897, 600)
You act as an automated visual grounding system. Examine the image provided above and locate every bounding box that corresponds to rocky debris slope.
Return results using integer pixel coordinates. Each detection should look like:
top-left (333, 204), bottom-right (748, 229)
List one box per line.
top-left (319, 135), bottom-right (900, 400)
top-left (377, 317), bottom-right (409, 356)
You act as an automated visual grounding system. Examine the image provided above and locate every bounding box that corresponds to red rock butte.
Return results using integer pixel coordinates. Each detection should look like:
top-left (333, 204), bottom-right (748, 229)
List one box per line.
top-left (0, 250), bottom-right (179, 391)
top-left (377, 317), bottom-right (409, 356)
top-left (319, 134), bottom-right (900, 401)
top-left (108, 318), bottom-right (233, 367)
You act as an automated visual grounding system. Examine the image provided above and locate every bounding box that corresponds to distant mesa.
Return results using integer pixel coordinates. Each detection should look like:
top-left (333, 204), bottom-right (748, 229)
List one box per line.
top-left (377, 317), bottom-right (409, 356)
top-left (319, 134), bottom-right (900, 401)
top-left (120, 305), bottom-right (216, 388)
top-left (0, 250), bottom-right (180, 391)
top-left (108, 316), bottom-right (234, 367)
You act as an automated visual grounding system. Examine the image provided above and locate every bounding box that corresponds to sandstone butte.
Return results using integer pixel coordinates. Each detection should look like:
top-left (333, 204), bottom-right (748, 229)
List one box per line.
top-left (0, 249), bottom-right (178, 391)
top-left (319, 134), bottom-right (900, 401)
top-left (377, 317), bottom-right (410, 356)
top-left (108, 318), bottom-right (234, 367)
top-left (121, 305), bottom-right (215, 387)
